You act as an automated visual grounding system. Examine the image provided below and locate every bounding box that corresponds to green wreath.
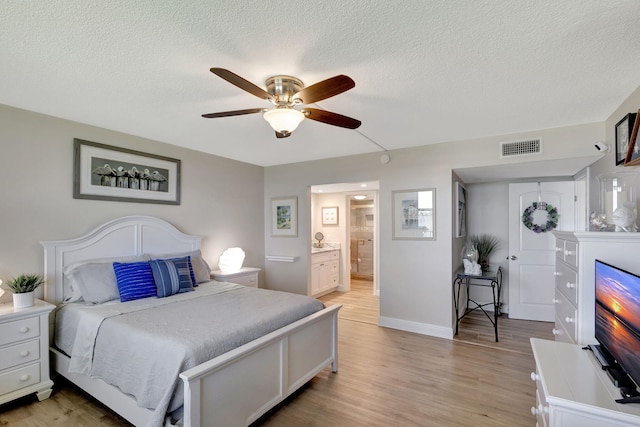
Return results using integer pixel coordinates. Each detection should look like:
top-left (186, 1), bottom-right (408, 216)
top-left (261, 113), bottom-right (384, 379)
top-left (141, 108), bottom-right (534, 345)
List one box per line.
top-left (522, 202), bottom-right (559, 233)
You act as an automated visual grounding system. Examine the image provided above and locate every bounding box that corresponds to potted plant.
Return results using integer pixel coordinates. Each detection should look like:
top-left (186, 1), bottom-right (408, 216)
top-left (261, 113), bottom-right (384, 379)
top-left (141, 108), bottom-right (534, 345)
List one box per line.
top-left (6, 274), bottom-right (44, 308)
top-left (469, 234), bottom-right (501, 271)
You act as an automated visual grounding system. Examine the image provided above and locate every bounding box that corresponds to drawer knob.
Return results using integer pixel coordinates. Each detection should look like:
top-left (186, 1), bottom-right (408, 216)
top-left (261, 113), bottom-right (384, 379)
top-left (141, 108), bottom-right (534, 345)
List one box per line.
top-left (552, 299), bottom-right (560, 304)
top-left (20, 374), bottom-right (30, 382)
top-left (530, 406), bottom-right (537, 416)
top-left (555, 247), bottom-right (562, 252)
top-left (565, 316), bottom-right (574, 323)
top-left (530, 372), bottom-right (540, 382)
top-left (19, 350), bottom-right (30, 357)
top-left (565, 250), bottom-right (573, 256)
top-left (552, 328), bottom-right (561, 336)
top-left (539, 404), bottom-right (549, 414)
top-left (19, 326), bottom-right (30, 333)
top-left (553, 271), bottom-right (560, 277)
top-left (565, 282), bottom-right (575, 289)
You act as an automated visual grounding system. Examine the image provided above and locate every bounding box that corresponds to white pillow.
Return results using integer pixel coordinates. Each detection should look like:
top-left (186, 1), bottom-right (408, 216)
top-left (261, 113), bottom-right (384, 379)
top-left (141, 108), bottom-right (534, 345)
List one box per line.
top-left (63, 255), bottom-right (150, 303)
top-left (147, 250), bottom-right (211, 283)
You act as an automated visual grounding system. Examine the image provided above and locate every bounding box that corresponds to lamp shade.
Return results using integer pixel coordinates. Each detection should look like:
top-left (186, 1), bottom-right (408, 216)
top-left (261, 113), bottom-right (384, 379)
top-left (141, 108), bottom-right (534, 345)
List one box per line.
top-left (263, 108), bottom-right (305, 133)
top-left (218, 247), bottom-right (245, 273)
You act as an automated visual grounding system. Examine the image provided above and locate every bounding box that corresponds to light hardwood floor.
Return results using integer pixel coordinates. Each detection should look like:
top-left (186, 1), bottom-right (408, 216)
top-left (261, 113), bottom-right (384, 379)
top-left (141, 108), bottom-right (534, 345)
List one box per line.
top-left (0, 279), bottom-right (552, 426)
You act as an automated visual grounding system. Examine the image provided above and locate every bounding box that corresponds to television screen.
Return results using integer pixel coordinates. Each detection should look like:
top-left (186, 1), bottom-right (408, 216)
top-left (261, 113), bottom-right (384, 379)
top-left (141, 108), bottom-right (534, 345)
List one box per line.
top-left (595, 260), bottom-right (640, 389)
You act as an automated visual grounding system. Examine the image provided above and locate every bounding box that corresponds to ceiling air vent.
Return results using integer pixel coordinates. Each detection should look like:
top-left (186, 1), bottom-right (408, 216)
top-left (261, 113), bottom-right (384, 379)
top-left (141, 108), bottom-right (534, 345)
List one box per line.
top-left (500, 138), bottom-right (542, 158)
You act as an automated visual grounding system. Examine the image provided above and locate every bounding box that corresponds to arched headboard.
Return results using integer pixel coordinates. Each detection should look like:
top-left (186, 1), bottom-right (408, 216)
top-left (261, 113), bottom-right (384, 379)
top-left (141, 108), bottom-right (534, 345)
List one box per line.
top-left (41, 216), bottom-right (202, 304)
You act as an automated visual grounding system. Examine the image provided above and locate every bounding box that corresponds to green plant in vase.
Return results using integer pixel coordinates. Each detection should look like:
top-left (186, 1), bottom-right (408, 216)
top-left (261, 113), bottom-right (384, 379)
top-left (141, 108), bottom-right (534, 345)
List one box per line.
top-left (6, 274), bottom-right (44, 293)
top-left (469, 234), bottom-right (500, 271)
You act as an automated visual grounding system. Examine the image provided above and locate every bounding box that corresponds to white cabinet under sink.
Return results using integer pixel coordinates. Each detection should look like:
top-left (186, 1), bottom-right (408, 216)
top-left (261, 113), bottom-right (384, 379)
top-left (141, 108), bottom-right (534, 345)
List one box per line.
top-left (311, 249), bottom-right (339, 297)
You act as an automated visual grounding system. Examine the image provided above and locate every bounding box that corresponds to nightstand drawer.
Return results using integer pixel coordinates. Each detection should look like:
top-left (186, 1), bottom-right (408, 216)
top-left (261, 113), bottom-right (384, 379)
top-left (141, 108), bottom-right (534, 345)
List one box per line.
top-left (0, 363), bottom-right (40, 395)
top-left (0, 317), bottom-right (39, 346)
top-left (230, 272), bottom-right (258, 287)
top-left (0, 339), bottom-right (40, 371)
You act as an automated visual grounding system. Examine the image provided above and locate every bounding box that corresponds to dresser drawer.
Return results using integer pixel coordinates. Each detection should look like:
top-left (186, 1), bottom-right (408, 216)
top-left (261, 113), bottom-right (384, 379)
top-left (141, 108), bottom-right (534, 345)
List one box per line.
top-left (312, 250), bottom-right (338, 264)
top-left (555, 262), bottom-right (577, 305)
top-left (0, 339), bottom-right (40, 371)
top-left (554, 289), bottom-right (577, 343)
top-left (0, 317), bottom-right (39, 346)
top-left (563, 240), bottom-right (578, 268)
top-left (0, 363), bottom-right (40, 395)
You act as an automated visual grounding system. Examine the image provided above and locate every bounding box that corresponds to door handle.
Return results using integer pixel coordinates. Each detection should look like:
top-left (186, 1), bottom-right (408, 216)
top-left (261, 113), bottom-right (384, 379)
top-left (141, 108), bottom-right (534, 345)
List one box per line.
top-left (509, 255), bottom-right (517, 260)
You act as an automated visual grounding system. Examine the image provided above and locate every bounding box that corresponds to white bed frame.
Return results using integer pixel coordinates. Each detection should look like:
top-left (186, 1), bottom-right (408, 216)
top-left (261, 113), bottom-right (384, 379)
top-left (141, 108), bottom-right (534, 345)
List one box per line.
top-left (41, 216), bottom-right (340, 426)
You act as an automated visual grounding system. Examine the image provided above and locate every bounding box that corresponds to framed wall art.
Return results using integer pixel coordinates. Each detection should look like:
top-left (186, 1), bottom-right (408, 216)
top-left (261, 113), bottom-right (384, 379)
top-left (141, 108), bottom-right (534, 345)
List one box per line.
top-left (73, 139), bottom-right (181, 204)
top-left (455, 182), bottom-right (467, 238)
top-left (624, 109), bottom-right (640, 166)
top-left (392, 188), bottom-right (435, 240)
top-left (322, 206), bottom-right (339, 225)
top-left (616, 112), bottom-right (637, 165)
top-left (271, 196), bottom-right (298, 237)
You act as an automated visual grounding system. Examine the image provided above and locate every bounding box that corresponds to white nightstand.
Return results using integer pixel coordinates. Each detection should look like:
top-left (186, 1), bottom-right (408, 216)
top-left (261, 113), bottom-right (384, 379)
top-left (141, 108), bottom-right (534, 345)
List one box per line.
top-left (211, 267), bottom-right (261, 288)
top-left (0, 299), bottom-right (55, 405)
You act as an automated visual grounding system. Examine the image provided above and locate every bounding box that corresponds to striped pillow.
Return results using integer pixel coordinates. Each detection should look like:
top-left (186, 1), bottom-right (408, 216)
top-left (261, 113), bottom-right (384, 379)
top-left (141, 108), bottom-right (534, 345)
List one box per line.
top-left (150, 258), bottom-right (194, 298)
top-left (113, 261), bottom-right (157, 302)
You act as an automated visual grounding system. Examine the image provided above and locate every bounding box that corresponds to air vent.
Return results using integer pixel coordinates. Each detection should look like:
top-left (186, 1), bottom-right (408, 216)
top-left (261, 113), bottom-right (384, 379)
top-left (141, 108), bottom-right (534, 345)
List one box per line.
top-left (500, 138), bottom-right (542, 158)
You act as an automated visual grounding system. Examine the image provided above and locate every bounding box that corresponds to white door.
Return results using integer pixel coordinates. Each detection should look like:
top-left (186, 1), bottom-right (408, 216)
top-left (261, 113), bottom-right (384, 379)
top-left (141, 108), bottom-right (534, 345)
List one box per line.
top-left (508, 182), bottom-right (575, 321)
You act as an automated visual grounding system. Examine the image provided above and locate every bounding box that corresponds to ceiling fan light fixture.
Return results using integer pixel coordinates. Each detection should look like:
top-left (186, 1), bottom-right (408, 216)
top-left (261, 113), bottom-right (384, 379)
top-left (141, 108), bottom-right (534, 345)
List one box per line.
top-left (263, 108), bottom-right (305, 133)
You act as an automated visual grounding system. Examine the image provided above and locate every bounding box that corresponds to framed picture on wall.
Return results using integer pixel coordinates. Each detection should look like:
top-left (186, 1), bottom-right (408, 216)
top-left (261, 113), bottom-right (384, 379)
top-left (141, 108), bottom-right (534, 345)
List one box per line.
top-left (455, 182), bottom-right (467, 238)
top-left (624, 109), bottom-right (640, 166)
top-left (616, 112), bottom-right (637, 165)
top-left (322, 206), bottom-right (339, 225)
top-left (271, 196), bottom-right (297, 237)
top-left (73, 138), bottom-right (181, 204)
top-left (392, 188), bottom-right (435, 240)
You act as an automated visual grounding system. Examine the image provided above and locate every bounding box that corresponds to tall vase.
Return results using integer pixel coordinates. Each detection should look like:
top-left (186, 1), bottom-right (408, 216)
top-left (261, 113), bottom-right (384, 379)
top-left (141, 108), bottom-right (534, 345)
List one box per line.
top-left (13, 291), bottom-right (34, 309)
top-left (461, 243), bottom-right (479, 264)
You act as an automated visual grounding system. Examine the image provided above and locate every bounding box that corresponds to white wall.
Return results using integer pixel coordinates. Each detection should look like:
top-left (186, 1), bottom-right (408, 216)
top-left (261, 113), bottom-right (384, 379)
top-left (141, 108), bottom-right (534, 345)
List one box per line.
top-left (589, 85), bottom-right (640, 214)
top-left (265, 120), bottom-right (604, 338)
top-left (465, 182), bottom-right (510, 312)
top-left (0, 105), bottom-right (265, 289)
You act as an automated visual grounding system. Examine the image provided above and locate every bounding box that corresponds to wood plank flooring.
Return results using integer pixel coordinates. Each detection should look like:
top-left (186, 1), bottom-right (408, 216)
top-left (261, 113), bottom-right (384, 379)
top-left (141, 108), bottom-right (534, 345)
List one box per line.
top-left (0, 279), bottom-right (553, 426)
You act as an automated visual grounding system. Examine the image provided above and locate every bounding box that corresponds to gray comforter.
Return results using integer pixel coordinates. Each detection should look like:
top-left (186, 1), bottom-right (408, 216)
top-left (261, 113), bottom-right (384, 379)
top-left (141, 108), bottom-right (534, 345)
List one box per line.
top-left (58, 281), bottom-right (324, 427)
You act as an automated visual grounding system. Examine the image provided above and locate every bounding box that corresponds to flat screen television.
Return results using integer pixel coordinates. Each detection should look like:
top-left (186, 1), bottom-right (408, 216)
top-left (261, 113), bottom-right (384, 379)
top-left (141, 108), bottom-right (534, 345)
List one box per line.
top-left (594, 259), bottom-right (640, 401)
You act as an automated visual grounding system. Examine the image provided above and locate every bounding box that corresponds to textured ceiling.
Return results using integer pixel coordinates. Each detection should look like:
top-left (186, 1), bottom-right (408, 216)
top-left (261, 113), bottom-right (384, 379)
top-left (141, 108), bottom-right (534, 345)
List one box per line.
top-left (2, 1), bottom-right (640, 167)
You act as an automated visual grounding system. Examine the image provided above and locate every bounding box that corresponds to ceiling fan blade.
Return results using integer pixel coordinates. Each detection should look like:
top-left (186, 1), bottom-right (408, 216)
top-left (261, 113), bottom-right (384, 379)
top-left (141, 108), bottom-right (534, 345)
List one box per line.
top-left (210, 68), bottom-right (274, 102)
top-left (302, 108), bottom-right (361, 129)
top-left (201, 108), bottom-right (266, 118)
top-left (293, 75), bottom-right (355, 104)
top-left (275, 131), bottom-right (291, 139)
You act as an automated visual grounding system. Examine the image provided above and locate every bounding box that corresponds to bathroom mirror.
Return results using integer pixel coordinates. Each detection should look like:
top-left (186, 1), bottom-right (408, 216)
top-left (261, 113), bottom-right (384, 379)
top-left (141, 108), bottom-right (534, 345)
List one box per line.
top-left (392, 188), bottom-right (436, 240)
top-left (314, 232), bottom-right (324, 247)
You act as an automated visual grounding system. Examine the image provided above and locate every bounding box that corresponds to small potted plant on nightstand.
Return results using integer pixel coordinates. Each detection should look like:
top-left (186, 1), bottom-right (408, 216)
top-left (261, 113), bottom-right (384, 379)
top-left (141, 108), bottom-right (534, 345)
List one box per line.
top-left (6, 274), bottom-right (44, 308)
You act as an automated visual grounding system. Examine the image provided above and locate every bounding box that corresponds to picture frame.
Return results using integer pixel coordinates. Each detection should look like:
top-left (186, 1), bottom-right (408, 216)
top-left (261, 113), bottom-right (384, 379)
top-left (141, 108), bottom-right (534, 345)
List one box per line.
top-left (322, 206), bottom-right (339, 225)
top-left (392, 188), bottom-right (435, 240)
top-left (271, 196), bottom-right (298, 237)
top-left (455, 182), bottom-right (467, 238)
top-left (616, 112), bottom-right (637, 165)
top-left (73, 139), bottom-right (180, 204)
top-left (624, 109), bottom-right (640, 166)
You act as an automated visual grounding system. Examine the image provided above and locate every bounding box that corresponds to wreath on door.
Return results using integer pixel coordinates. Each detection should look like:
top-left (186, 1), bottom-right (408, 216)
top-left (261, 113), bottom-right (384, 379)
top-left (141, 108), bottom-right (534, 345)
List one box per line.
top-left (522, 202), bottom-right (559, 233)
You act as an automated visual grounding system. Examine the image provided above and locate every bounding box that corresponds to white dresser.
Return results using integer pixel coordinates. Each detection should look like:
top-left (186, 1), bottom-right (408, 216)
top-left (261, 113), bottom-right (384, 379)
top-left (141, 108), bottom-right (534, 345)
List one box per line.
top-left (530, 338), bottom-right (640, 426)
top-left (311, 249), bottom-right (339, 297)
top-left (552, 231), bottom-right (640, 345)
top-left (211, 267), bottom-right (261, 287)
top-left (0, 299), bottom-right (55, 405)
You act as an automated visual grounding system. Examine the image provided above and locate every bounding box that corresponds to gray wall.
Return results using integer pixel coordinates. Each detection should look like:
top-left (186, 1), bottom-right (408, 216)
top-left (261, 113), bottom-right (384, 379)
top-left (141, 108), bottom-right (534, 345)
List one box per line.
top-left (265, 121), bottom-right (605, 338)
top-left (0, 105), bottom-right (265, 287)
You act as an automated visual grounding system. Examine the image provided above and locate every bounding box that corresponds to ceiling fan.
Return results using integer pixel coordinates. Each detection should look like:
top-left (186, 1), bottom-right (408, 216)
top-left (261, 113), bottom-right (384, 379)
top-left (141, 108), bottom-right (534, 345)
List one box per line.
top-left (202, 68), bottom-right (361, 138)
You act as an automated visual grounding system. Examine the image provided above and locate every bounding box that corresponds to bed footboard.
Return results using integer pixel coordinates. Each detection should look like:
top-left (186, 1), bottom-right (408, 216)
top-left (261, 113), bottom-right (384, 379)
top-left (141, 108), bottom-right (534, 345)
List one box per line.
top-left (179, 303), bottom-right (340, 426)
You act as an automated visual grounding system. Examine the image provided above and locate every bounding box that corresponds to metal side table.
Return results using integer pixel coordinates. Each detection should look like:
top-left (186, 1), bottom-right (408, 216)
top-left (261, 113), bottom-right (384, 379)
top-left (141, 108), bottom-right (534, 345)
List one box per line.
top-left (453, 266), bottom-right (503, 342)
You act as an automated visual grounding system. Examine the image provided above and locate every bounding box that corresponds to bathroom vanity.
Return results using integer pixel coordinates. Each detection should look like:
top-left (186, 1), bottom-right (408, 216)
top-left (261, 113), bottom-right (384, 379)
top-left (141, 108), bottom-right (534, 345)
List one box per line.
top-left (311, 248), bottom-right (340, 297)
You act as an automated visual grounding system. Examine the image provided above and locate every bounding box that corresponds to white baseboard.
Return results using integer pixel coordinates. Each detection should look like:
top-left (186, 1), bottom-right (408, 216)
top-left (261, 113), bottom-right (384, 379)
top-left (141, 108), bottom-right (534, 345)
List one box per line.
top-left (378, 316), bottom-right (453, 340)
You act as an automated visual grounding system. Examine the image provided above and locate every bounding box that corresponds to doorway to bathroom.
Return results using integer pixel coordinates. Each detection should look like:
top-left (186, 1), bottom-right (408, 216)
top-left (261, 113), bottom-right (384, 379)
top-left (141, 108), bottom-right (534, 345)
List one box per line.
top-left (310, 181), bottom-right (379, 304)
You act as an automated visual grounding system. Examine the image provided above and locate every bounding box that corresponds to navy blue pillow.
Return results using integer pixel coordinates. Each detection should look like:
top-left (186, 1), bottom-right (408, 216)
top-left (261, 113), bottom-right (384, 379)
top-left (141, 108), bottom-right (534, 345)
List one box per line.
top-left (150, 258), bottom-right (194, 298)
top-left (113, 261), bottom-right (157, 302)
top-left (164, 256), bottom-right (198, 287)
